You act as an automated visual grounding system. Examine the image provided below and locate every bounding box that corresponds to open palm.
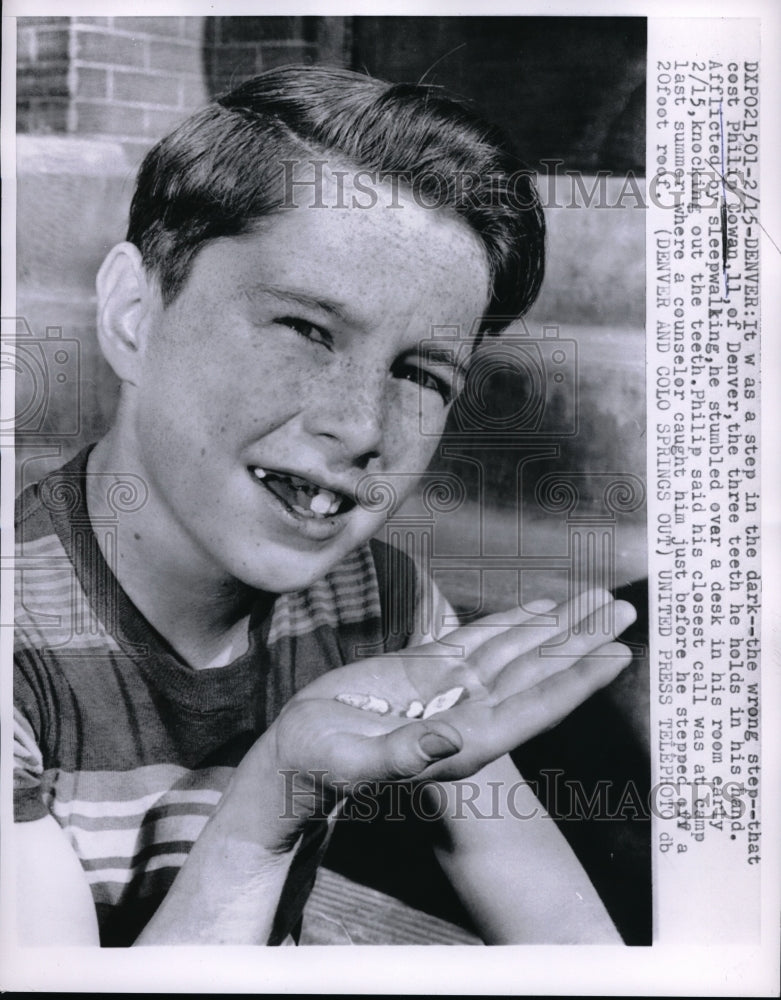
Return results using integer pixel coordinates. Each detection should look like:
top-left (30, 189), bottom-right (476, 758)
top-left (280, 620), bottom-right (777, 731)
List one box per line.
top-left (268, 588), bottom-right (636, 793)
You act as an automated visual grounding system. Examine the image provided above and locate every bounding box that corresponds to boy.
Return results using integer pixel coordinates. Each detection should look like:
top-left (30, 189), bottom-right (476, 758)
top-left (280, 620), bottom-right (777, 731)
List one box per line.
top-left (14, 66), bottom-right (636, 946)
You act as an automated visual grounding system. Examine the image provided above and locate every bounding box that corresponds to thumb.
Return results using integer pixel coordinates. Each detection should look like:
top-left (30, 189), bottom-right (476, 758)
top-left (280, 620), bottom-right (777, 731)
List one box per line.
top-left (366, 721), bottom-right (463, 781)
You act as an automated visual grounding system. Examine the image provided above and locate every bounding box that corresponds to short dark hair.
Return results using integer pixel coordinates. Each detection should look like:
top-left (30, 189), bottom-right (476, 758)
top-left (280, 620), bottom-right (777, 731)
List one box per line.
top-left (127, 65), bottom-right (545, 334)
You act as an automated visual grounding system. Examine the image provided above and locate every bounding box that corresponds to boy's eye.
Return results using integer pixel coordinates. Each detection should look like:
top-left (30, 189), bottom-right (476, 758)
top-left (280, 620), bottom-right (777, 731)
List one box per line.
top-left (392, 360), bottom-right (454, 404)
top-left (275, 316), bottom-right (333, 350)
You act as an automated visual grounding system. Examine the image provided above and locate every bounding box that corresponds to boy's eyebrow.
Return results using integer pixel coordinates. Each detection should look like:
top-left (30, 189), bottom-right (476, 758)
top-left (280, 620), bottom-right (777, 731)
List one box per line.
top-left (240, 282), bottom-right (355, 323)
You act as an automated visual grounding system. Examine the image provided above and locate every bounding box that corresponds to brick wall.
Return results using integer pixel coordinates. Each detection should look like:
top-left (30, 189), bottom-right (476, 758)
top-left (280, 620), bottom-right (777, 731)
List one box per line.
top-left (17, 16), bottom-right (208, 155)
top-left (17, 15), bottom-right (349, 149)
top-left (16, 17), bottom-right (70, 133)
top-left (204, 16), bottom-right (349, 95)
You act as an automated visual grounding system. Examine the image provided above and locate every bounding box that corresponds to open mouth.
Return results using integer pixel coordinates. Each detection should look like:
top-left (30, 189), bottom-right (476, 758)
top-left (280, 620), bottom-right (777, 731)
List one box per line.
top-left (249, 466), bottom-right (356, 520)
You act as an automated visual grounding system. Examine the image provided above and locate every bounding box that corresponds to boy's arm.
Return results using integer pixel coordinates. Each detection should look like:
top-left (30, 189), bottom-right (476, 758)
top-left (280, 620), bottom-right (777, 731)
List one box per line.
top-left (133, 738), bottom-right (305, 944)
top-left (15, 814), bottom-right (101, 944)
top-left (14, 744), bottom-right (302, 946)
top-left (428, 754), bottom-right (622, 944)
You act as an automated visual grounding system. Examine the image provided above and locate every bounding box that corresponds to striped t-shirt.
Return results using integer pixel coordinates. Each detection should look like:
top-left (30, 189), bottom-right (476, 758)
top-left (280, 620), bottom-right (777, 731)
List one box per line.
top-left (13, 447), bottom-right (424, 945)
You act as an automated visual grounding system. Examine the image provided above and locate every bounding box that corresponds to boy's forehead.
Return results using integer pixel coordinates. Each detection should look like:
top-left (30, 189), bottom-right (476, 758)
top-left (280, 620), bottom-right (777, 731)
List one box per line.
top-left (216, 165), bottom-right (492, 333)
top-left (275, 160), bottom-right (484, 262)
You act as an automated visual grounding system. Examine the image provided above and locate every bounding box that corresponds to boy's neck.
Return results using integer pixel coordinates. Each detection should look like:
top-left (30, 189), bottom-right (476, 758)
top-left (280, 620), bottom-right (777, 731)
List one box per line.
top-left (86, 434), bottom-right (267, 669)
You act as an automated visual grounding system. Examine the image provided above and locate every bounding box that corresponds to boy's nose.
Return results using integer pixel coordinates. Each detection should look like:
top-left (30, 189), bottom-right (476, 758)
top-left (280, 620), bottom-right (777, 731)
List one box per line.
top-left (304, 371), bottom-right (385, 469)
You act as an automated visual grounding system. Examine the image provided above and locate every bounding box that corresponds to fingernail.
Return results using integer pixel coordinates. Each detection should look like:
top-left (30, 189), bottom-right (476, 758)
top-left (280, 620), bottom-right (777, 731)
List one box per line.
top-left (419, 732), bottom-right (460, 760)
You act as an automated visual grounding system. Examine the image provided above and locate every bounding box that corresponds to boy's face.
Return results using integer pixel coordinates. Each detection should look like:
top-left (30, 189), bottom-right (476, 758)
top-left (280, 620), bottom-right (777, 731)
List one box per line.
top-left (124, 173), bottom-right (490, 593)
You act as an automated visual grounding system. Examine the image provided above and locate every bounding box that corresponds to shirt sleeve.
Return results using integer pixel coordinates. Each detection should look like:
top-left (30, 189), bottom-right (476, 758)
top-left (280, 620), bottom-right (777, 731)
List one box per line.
top-left (14, 702), bottom-right (48, 822)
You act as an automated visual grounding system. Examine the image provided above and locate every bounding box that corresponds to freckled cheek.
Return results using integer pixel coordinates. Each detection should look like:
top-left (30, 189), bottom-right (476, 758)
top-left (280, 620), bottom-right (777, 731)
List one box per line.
top-left (190, 351), bottom-right (311, 437)
top-left (381, 404), bottom-right (441, 473)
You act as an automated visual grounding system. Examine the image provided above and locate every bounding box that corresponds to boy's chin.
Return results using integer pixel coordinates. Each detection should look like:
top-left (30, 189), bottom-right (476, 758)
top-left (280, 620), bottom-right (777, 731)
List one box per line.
top-left (224, 532), bottom-right (374, 595)
top-left (240, 566), bottom-right (331, 595)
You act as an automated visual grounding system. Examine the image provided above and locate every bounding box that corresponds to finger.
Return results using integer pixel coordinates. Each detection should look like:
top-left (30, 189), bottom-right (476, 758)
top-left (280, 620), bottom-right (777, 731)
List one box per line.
top-left (491, 641), bottom-right (633, 746)
top-left (491, 600), bottom-right (637, 699)
top-left (552, 598), bottom-right (636, 651)
top-left (339, 719), bottom-right (464, 783)
top-left (468, 589), bottom-right (624, 684)
top-left (433, 598), bottom-right (560, 660)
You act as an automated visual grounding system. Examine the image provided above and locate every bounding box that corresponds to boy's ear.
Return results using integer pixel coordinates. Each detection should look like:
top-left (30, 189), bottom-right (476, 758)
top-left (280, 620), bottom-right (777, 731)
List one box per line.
top-left (95, 242), bottom-right (157, 385)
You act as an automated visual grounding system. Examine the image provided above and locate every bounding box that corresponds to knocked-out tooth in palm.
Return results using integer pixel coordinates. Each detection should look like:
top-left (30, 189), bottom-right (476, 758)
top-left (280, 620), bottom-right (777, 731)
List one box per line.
top-left (335, 692), bottom-right (390, 715)
top-left (336, 692), bottom-right (370, 710)
top-left (422, 686), bottom-right (465, 718)
top-left (405, 700), bottom-right (424, 719)
top-left (253, 467), bottom-right (267, 479)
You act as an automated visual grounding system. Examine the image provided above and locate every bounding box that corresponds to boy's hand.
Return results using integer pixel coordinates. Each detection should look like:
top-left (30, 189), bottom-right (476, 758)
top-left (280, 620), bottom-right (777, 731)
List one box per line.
top-left (135, 587), bottom-right (634, 943)
top-left (262, 588), bottom-right (635, 814)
